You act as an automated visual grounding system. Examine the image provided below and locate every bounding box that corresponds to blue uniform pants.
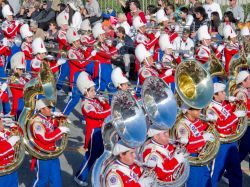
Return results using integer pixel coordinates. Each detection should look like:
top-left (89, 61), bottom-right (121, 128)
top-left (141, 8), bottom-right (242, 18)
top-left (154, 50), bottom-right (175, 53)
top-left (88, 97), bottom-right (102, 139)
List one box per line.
top-left (95, 63), bottom-right (113, 92)
top-left (211, 142), bottom-right (242, 187)
top-left (26, 59), bottom-right (31, 72)
top-left (186, 153), bottom-right (211, 187)
top-left (32, 158), bottom-right (62, 187)
top-left (239, 127), bottom-right (250, 168)
top-left (56, 60), bottom-right (70, 90)
top-left (63, 71), bottom-right (82, 116)
top-left (75, 128), bottom-right (104, 183)
top-left (0, 171), bottom-right (18, 187)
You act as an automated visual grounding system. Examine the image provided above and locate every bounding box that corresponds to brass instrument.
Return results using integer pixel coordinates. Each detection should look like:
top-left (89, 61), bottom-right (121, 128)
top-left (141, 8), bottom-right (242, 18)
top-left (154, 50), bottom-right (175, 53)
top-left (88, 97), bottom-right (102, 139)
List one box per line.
top-left (228, 50), bottom-right (249, 95)
top-left (175, 60), bottom-right (214, 109)
top-left (92, 90), bottom-right (148, 187)
top-left (18, 61), bottom-right (69, 159)
top-left (0, 119), bottom-right (25, 176)
top-left (173, 60), bottom-right (220, 166)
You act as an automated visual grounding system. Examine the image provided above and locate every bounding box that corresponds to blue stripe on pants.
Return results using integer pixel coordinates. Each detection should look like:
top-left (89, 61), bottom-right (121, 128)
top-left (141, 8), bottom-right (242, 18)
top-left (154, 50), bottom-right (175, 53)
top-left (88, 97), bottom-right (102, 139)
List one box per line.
top-left (32, 158), bottom-right (62, 187)
top-left (57, 60), bottom-right (70, 90)
top-left (75, 128), bottom-right (104, 182)
top-left (211, 142), bottom-right (242, 187)
top-left (0, 171), bottom-right (18, 187)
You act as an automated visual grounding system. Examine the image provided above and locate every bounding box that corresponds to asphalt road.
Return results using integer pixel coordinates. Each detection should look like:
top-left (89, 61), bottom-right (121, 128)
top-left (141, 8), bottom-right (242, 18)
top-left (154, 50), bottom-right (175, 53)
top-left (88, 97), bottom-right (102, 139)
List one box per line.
top-left (17, 93), bottom-right (250, 187)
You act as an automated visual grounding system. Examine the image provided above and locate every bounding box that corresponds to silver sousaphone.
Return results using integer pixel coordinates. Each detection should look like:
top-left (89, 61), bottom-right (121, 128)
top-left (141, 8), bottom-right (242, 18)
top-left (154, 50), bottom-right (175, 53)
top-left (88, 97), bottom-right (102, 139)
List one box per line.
top-left (91, 90), bottom-right (148, 187)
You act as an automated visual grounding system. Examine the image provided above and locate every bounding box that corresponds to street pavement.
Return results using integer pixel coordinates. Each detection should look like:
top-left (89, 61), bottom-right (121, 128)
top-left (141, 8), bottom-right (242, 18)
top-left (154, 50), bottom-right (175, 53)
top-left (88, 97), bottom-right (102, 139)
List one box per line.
top-left (17, 93), bottom-right (250, 187)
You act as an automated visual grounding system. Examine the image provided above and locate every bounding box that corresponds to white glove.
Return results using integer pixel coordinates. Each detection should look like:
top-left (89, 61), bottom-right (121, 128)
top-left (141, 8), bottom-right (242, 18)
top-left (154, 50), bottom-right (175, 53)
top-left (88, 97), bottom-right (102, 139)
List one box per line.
top-left (164, 69), bottom-right (173, 77)
top-left (8, 136), bottom-right (20, 146)
top-left (205, 114), bottom-right (217, 121)
top-left (228, 96), bottom-right (237, 102)
top-left (234, 110), bottom-right (246, 118)
top-left (58, 126), bottom-right (70, 134)
top-left (15, 20), bottom-right (20, 26)
top-left (57, 58), bottom-right (67, 66)
top-left (174, 151), bottom-right (186, 163)
top-left (0, 83), bottom-right (8, 92)
top-left (2, 38), bottom-right (10, 47)
top-left (179, 137), bottom-right (188, 144)
top-left (203, 132), bottom-right (215, 142)
top-left (91, 50), bottom-right (97, 56)
top-left (24, 73), bottom-right (32, 80)
top-left (154, 31), bottom-right (161, 38)
top-left (98, 96), bottom-right (106, 103)
top-left (4, 122), bottom-right (16, 127)
top-left (138, 176), bottom-right (155, 187)
top-left (53, 111), bottom-right (64, 117)
top-left (116, 42), bottom-right (123, 50)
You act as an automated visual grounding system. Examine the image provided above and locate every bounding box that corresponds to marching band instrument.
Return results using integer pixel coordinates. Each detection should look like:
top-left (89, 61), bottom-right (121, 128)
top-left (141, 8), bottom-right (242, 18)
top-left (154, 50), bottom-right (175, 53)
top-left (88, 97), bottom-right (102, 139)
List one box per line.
top-left (18, 61), bottom-right (69, 159)
top-left (141, 76), bottom-right (177, 129)
top-left (0, 119), bottom-right (25, 176)
top-left (175, 60), bottom-right (214, 109)
top-left (92, 90), bottom-right (148, 187)
top-left (173, 60), bottom-right (220, 166)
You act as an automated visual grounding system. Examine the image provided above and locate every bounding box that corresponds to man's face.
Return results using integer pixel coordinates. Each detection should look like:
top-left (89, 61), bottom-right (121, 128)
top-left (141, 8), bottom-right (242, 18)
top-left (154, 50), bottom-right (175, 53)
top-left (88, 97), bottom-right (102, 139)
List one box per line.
top-left (242, 75), bottom-right (250, 88)
top-left (156, 130), bottom-right (170, 145)
top-left (120, 149), bottom-right (136, 166)
top-left (41, 106), bottom-right (52, 117)
top-left (229, 0), bottom-right (237, 6)
top-left (188, 109), bottom-right (202, 119)
top-left (205, 0), bottom-right (212, 4)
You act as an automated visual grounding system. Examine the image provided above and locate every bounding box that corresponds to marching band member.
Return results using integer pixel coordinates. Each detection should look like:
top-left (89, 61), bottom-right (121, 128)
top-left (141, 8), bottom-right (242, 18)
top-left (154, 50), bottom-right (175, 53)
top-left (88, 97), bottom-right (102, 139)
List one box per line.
top-left (0, 82), bottom-right (10, 115)
top-left (136, 44), bottom-right (174, 86)
top-left (195, 25), bottom-right (211, 64)
top-left (105, 141), bottom-right (155, 187)
top-left (0, 38), bottom-right (11, 77)
top-left (133, 16), bottom-right (160, 51)
top-left (223, 25), bottom-right (239, 73)
top-left (1, 4), bottom-right (22, 69)
top-left (111, 67), bottom-right (130, 92)
top-left (31, 38), bottom-right (65, 75)
top-left (206, 83), bottom-right (246, 187)
top-left (1, 4), bottom-right (21, 40)
top-left (234, 71), bottom-right (250, 164)
top-left (75, 72), bottom-right (111, 186)
top-left (8, 52), bottom-right (30, 118)
top-left (91, 23), bottom-right (117, 91)
top-left (142, 127), bottom-right (187, 182)
top-left (56, 11), bottom-right (70, 95)
top-left (79, 19), bottom-right (96, 46)
top-left (173, 29), bottom-right (194, 60)
top-left (20, 24), bottom-right (33, 71)
top-left (31, 98), bottom-right (70, 187)
top-left (175, 105), bottom-right (214, 187)
top-left (0, 119), bottom-right (20, 187)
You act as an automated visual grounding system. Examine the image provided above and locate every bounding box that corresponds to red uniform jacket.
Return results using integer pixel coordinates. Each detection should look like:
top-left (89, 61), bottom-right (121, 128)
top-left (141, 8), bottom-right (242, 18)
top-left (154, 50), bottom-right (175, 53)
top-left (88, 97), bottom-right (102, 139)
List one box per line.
top-left (1, 20), bottom-right (21, 39)
top-left (175, 116), bottom-right (207, 154)
top-left (8, 75), bottom-right (30, 116)
top-left (81, 97), bottom-right (111, 149)
top-left (106, 160), bottom-right (143, 187)
top-left (0, 130), bottom-right (14, 166)
top-left (57, 30), bottom-right (70, 51)
top-left (0, 45), bottom-right (11, 67)
top-left (207, 100), bottom-right (238, 136)
top-left (31, 113), bottom-right (63, 151)
top-left (135, 32), bottom-right (158, 50)
top-left (143, 139), bottom-right (181, 182)
top-left (224, 43), bottom-right (239, 73)
top-left (31, 57), bottom-right (58, 76)
top-left (21, 42), bottom-right (33, 60)
top-left (127, 11), bottom-right (147, 26)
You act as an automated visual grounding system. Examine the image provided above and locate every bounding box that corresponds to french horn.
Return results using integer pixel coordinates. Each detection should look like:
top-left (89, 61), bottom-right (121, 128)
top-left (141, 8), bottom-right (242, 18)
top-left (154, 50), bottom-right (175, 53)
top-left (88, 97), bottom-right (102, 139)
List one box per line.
top-left (173, 60), bottom-right (220, 166)
top-left (0, 118), bottom-right (25, 176)
top-left (18, 61), bottom-right (69, 159)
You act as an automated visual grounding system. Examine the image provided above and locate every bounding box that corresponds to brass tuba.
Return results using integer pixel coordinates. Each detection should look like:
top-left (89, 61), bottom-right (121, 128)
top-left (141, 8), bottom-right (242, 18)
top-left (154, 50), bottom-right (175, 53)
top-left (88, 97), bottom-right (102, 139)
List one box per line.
top-left (228, 50), bottom-right (249, 95)
top-left (18, 61), bottom-right (69, 159)
top-left (92, 90), bottom-right (148, 187)
top-left (0, 118), bottom-right (25, 176)
top-left (173, 60), bottom-right (220, 166)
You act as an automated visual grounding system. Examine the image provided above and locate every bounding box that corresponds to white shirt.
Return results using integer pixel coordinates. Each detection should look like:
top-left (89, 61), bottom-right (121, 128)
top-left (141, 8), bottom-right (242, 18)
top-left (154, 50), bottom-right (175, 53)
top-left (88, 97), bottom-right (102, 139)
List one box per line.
top-left (173, 37), bottom-right (194, 59)
top-left (203, 2), bottom-right (222, 20)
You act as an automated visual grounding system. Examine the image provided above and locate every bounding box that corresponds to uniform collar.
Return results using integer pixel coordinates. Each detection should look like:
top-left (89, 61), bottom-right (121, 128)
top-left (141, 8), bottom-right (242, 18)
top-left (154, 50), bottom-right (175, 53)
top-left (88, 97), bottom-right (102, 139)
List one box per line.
top-left (38, 113), bottom-right (49, 120)
top-left (184, 115), bottom-right (198, 123)
top-left (116, 159), bottom-right (130, 168)
top-left (212, 99), bottom-right (222, 105)
top-left (151, 139), bottom-right (165, 147)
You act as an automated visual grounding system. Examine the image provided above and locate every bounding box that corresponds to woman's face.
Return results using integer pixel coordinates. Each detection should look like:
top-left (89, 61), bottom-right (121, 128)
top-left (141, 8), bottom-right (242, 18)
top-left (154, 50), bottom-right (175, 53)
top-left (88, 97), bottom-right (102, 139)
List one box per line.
top-left (26, 36), bottom-right (33, 43)
top-left (195, 12), bottom-right (202, 19)
top-left (86, 86), bottom-right (96, 98)
top-left (129, 2), bottom-right (138, 12)
top-left (224, 15), bottom-right (229, 22)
